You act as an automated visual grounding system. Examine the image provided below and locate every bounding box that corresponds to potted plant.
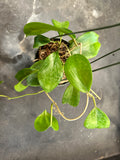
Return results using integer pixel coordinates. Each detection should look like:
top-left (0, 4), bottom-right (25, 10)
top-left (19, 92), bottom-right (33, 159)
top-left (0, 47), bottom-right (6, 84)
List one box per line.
top-left (1, 19), bottom-right (118, 132)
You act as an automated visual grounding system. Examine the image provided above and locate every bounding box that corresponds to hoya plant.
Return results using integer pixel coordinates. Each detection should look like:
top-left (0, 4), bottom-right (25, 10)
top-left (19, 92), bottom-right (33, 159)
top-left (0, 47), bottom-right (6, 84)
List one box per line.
top-left (0, 19), bottom-right (112, 132)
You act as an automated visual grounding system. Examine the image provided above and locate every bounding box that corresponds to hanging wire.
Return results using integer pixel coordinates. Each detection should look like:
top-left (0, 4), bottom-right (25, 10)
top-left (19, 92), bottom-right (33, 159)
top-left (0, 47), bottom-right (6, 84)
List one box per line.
top-left (52, 22), bottom-right (120, 38)
top-left (90, 48), bottom-right (120, 64)
top-left (92, 62), bottom-right (120, 72)
top-left (90, 48), bottom-right (120, 72)
top-left (52, 22), bottom-right (120, 72)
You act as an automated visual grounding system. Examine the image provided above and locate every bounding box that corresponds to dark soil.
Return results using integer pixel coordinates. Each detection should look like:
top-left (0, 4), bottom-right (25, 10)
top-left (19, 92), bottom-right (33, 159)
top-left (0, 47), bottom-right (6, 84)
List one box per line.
top-left (35, 40), bottom-right (70, 64)
top-left (35, 39), bottom-right (70, 84)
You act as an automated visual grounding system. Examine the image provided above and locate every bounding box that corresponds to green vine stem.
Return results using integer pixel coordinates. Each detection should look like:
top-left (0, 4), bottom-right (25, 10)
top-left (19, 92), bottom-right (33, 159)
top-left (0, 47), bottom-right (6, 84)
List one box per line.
top-left (69, 42), bottom-right (82, 55)
top-left (0, 90), bottom-right (44, 100)
top-left (80, 43), bottom-right (82, 55)
top-left (90, 89), bottom-right (101, 100)
top-left (59, 37), bottom-right (62, 44)
top-left (73, 39), bottom-right (78, 46)
top-left (63, 43), bottom-right (71, 56)
top-left (88, 92), bottom-right (97, 108)
top-left (45, 92), bottom-right (89, 121)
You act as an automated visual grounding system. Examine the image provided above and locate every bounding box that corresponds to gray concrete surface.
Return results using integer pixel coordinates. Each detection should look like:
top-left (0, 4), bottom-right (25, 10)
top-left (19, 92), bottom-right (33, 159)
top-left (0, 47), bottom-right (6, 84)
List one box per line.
top-left (0, 0), bottom-right (120, 160)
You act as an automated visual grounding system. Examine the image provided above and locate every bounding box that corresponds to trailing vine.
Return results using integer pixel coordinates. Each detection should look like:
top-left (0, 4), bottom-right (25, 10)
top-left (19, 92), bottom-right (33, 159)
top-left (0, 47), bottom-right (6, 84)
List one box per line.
top-left (0, 20), bottom-right (119, 132)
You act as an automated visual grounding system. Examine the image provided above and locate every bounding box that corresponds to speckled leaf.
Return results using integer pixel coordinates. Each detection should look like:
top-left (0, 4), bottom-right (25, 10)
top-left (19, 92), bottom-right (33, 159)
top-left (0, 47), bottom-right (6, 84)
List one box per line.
top-left (70, 32), bottom-right (101, 59)
top-left (38, 52), bottom-right (63, 92)
top-left (62, 84), bottom-right (80, 107)
top-left (34, 110), bottom-right (59, 132)
top-left (84, 107), bottom-right (110, 129)
top-left (64, 54), bottom-right (92, 93)
top-left (33, 35), bottom-right (50, 48)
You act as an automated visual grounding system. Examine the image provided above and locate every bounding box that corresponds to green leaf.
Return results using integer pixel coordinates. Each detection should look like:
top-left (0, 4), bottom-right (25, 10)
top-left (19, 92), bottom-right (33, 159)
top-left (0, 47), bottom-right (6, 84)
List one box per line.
top-left (64, 28), bottom-right (76, 39)
top-left (0, 81), bottom-right (3, 84)
top-left (34, 110), bottom-right (59, 132)
top-left (14, 82), bottom-right (28, 92)
top-left (38, 52), bottom-right (63, 92)
top-left (27, 72), bottom-right (40, 87)
top-left (15, 68), bottom-right (34, 81)
top-left (62, 84), bottom-right (80, 107)
top-left (64, 54), bottom-right (92, 93)
top-left (26, 60), bottom-right (44, 87)
top-left (15, 68), bottom-right (37, 92)
top-left (31, 60), bottom-right (44, 70)
top-left (24, 22), bottom-right (75, 39)
top-left (51, 116), bottom-right (59, 131)
top-left (52, 19), bottom-right (76, 38)
top-left (34, 110), bottom-right (51, 132)
top-left (84, 107), bottom-right (110, 129)
top-left (70, 32), bottom-right (101, 59)
top-left (52, 19), bottom-right (69, 29)
top-left (33, 35), bottom-right (51, 48)
top-left (52, 19), bottom-right (69, 35)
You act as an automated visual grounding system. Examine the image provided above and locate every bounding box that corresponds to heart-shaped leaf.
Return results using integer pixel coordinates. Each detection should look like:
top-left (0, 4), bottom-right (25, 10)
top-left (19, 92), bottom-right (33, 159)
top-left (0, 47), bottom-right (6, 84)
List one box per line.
top-left (34, 110), bottom-right (59, 132)
top-left (38, 52), bottom-right (63, 92)
top-left (15, 68), bottom-right (37, 92)
top-left (64, 54), bottom-right (92, 93)
top-left (34, 110), bottom-right (51, 132)
top-left (62, 84), bottom-right (80, 107)
top-left (33, 35), bottom-right (51, 48)
top-left (24, 22), bottom-right (75, 39)
top-left (84, 107), bottom-right (110, 129)
top-left (70, 32), bottom-right (101, 59)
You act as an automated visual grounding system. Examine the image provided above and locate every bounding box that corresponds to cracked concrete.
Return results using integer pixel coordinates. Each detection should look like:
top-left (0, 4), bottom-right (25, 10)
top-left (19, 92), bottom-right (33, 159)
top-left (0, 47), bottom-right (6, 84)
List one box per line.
top-left (0, 0), bottom-right (120, 160)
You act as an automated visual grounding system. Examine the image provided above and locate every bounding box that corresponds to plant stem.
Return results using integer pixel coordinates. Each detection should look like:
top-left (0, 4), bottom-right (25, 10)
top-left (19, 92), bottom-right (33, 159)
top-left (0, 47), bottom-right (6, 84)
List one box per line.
top-left (88, 93), bottom-right (97, 108)
top-left (90, 89), bottom-right (101, 100)
top-left (59, 79), bottom-right (68, 85)
top-left (45, 92), bottom-right (89, 121)
top-left (73, 39), bottom-right (78, 46)
top-left (60, 37), bottom-right (62, 44)
top-left (0, 90), bottom-right (44, 100)
top-left (52, 23), bottom-right (120, 38)
top-left (50, 103), bottom-right (53, 126)
top-left (92, 62), bottom-right (120, 72)
top-left (63, 43), bottom-right (71, 56)
top-left (80, 43), bottom-right (82, 55)
top-left (90, 48), bottom-right (120, 64)
top-left (0, 95), bottom-right (10, 99)
top-left (33, 59), bottom-right (39, 62)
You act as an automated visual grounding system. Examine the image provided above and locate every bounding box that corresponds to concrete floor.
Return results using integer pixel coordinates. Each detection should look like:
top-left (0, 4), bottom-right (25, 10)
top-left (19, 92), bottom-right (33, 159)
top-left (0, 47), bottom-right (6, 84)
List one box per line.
top-left (0, 0), bottom-right (120, 160)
